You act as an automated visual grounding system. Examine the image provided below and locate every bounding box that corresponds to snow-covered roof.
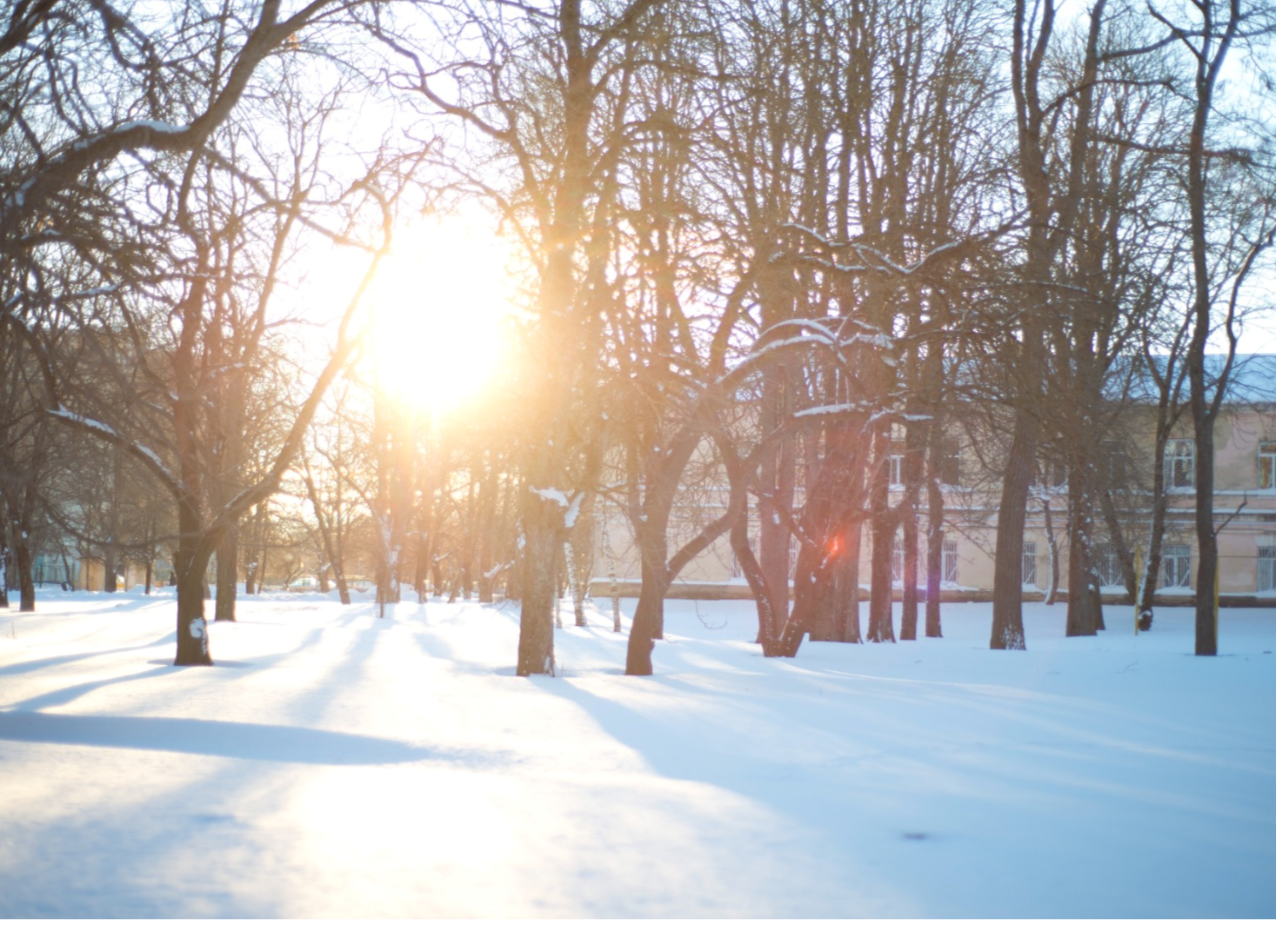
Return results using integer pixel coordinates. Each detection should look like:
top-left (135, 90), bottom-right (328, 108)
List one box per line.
top-left (1118, 354), bottom-right (1276, 406)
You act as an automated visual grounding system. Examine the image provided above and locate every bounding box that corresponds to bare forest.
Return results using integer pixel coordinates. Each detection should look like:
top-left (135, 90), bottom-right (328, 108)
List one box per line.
top-left (3, 0), bottom-right (1275, 673)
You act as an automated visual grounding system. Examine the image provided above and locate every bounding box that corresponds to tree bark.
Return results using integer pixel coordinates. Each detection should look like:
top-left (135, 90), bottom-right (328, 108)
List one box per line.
top-left (517, 504), bottom-right (559, 676)
top-left (215, 527), bottom-right (238, 621)
top-left (1043, 496), bottom-right (1060, 605)
top-left (867, 431), bottom-right (895, 643)
top-left (990, 403), bottom-right (1036, 649)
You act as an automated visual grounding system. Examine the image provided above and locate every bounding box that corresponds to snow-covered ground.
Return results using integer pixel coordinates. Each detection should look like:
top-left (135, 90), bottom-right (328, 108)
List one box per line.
top-left (1, 588), bottom-right (1273, 918)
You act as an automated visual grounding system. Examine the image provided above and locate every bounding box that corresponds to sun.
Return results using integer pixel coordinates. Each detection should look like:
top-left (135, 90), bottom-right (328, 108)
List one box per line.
top-left (367, 213), bottom-right (516, 416)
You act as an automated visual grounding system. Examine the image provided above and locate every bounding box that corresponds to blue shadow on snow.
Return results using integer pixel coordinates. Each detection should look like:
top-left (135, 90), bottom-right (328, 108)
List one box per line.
top-left (0, 711), bottom-right (432, 766)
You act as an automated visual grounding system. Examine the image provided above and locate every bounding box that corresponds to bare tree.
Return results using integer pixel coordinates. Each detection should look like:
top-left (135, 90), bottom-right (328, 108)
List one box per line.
top-left (1153, 0), bottom-right (1276, 654)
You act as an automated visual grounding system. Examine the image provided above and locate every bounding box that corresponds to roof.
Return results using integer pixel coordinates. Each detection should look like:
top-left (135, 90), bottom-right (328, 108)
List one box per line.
top-left (1118, 354), bottom-right (1276, 406)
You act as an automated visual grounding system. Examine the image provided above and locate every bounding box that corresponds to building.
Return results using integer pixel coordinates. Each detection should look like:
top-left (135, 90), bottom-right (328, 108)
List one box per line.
top-left (592, 354), bottom-right (1276, 602)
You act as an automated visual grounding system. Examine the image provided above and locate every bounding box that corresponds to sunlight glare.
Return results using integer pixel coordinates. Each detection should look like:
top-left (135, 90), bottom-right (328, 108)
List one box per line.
top-left (368, 214), bottom-right (515, 415)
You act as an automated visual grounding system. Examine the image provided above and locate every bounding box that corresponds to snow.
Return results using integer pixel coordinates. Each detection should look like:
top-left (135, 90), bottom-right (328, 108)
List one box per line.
top-left (116, 119), bottom-right (192, 136)
top-left (564, 492), bottom-right (585, 529)
top-left (45, 409), bottom-right (177, 492)
top-left (529, 486), bottom-right (569, 508)
top-left (0, 589), bottom-right (1273, 917)
top-left (1124, 353), bottom-right (1276, 403)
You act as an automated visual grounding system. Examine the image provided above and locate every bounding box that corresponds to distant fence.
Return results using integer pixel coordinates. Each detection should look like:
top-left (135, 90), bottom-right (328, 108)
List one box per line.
top-left (587, 580), bottom-right (1276, 607)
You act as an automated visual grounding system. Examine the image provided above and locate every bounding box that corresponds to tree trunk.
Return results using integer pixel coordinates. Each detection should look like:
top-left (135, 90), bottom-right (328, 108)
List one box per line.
top-left (843, 521), bottom-right (863, 643)
top-left (758, 369), bottom-right (794, 628)
top-left (1137, 477), bottom-right (1169, 632)
top-left (1065, 456), bottom-right (1098, 638)
top-left (625, 562), bottom-right (668, 676)
top-left (1099, 487), bottom-right (1137, 602)
top-left (809, 526), bottom-right (861, 644)
top-left (215, 526), bottom-right (237, 621)
top-left (173, 525), bottom-right (214, 666)
top-left (924, 480), bottom-right (943, 639)
top-left (1042, 497), bottom-right (1060, 605)
top-left (257, 539), bottom-right (268, 595)
top-left (517, 504), bottom-right (559, 676)
top-left (14, 532), bottom-right (35, 612)
top-left (102, 545), bottom-right (116, 592)
top-left (732, 514), bottom-right (781, 656)
top-left (900, 505), bottom-right (919, 641)
top-left (990, 402), bottom-right (1036, 649)
top-left (867, 434), bottom-right (895, 644)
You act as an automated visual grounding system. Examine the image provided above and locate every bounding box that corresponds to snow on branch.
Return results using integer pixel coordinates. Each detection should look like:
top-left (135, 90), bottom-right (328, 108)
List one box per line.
top-left (530, 486), bottom-right (570, 508)
top-left (775, 222), bottom-right (974, 282)
top-left (528, 487), bottom-right (589, 530)
top-left (564, 492), bottom-right (586, 530)
top-left (46, 409), bottom-right (183, 499)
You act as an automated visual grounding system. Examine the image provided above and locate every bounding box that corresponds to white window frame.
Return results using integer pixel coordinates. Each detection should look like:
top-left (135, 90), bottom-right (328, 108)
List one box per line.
top-left (942, 539), bottom-right (958, 584)
top-left (1166, 439), bottom-right (1195, 488)
top-left (1259, 442), bottom-right (1276, 490)
top-left (887, 453), bottom-right (903, 487)
top-left (1259, 547), bottom-right (1276, 593)
top-left (1093, 544), bottom-right (1125, 588)
top-left (1162, 543), bottom-right (1191, 589)
top-left (1022, 541), bottom-right (1037, 587)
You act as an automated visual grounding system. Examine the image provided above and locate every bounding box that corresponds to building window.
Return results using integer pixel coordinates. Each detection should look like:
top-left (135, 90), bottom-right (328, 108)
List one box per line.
top-left (1033, 457), bottom-right (1066, 489)
top-left (1166, 439), bottom-right (1195, 488)
top-left (892, 542), bottom-right (904, 583)
top-left (937, 441), bottom-right (960, 486)
top-left (1259, 443), bottom-right (1276, 489)
top-left (1022, 541), bottom-right (1037, 587)
top-left (1094, 544), bottom-right (1124, 588)
top-left (1099, 442), bottom-right (1122, 486)
top-left (888, 454), bottom-right (903, 486)
top-left (1259, 547), bottom-right (1276, 593)
top-left (942, 539), bottom-right (958, 584)
top-left (1162, 544), bottom-right (1191, 589)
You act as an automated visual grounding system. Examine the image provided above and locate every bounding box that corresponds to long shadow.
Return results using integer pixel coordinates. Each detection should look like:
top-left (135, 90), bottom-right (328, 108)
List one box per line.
top-left (47, 595), bottom-right (174, 617)
top-left (5, 665), bottom-right (180, 711)
top-left (3, 623), bottom-right (334, 713)
top-left (0, 633), bottom-right (175, 678)
top-left (0, 711), bottom-right (435, 766)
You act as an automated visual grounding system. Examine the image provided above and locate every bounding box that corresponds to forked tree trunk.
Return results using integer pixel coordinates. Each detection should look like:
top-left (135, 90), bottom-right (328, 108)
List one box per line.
top-left (809, 531), bottom-right (861, 644)
top-left (732, 516), bottom-right (781, 656)
top-left (1099, 487), bottom-right (1136, 602)
top-left (626, 511), bottom-right (672, 674)
top-left (778, 544), bottom-right (823, 657)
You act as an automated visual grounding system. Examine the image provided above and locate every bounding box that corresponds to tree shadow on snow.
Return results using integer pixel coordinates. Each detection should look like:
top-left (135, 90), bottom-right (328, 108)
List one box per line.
top-left (0, 633), bottom-right (175, 678)
top-left (0, 711), bottom-right (433, 765)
